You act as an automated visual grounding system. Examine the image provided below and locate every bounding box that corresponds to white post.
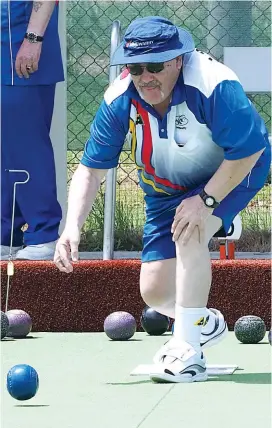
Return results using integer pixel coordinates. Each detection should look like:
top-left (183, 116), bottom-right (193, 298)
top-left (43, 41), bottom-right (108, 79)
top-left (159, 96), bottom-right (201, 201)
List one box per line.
top-left (224, 47), bottom-right (271, 93)
top-left (103, 21), bottom-right (121, 260)
top-left (50, 0), bottom-right (67, 235)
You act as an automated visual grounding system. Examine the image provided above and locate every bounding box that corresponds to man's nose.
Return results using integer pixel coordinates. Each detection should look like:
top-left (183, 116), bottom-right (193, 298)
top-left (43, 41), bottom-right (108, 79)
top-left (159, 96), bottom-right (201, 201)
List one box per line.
top-left (139, 68), bottom-right (157, 83)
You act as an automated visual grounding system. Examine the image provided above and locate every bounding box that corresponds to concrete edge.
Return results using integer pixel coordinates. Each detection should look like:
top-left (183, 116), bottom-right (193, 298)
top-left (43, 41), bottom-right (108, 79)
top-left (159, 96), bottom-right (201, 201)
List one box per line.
top-left (79, 251), bottom-right (271, 260)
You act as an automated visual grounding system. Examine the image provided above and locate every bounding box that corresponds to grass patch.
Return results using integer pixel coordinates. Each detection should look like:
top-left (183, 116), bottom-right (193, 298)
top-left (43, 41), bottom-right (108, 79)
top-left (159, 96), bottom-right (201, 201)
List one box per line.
top-left (80, 188), bottom-right (144, 251)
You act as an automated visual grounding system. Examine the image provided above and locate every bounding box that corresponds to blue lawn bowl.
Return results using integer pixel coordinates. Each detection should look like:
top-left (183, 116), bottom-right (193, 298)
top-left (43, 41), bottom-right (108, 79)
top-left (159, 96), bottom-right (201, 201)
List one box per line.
top-left (7, 364), bottom-right (39, 401)
top-left (268, 330), bottom-right (272, 346)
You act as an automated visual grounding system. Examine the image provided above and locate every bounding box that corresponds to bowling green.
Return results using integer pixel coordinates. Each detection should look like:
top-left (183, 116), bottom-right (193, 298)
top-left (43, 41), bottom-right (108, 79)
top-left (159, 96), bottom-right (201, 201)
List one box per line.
top-left (1, 332), bottom-right (271, 428)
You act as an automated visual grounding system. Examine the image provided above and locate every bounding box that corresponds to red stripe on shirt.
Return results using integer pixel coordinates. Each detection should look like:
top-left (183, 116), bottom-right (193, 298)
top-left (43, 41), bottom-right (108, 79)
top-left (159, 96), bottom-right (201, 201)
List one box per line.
top-left (136, 103), bottom-right (187, 192)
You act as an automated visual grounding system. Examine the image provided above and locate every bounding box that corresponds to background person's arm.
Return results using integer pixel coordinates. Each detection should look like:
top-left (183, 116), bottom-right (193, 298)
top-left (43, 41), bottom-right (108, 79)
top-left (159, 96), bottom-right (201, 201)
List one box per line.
top-left (27, 1), bottom-right (56, 35)
top-left (15, 1), bottom-right (56, 78)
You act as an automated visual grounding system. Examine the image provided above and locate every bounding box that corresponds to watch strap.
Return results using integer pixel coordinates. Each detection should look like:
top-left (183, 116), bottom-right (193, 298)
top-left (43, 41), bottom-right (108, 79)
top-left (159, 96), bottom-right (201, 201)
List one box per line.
top-left (199, 189), bottom-right (220, 208)
top-left (24, 32), bottom-right (44, 42)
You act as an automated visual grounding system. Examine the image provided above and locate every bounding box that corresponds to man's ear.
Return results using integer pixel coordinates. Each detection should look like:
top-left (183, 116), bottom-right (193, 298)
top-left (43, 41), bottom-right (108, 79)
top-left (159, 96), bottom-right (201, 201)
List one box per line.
top-left (176, 55), bottom-right (183, 70)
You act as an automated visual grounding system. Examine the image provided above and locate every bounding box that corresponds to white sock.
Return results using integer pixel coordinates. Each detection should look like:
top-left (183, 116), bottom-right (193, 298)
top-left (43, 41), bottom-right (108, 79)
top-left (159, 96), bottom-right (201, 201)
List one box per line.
top-left (174, 305), bottom-right (207, 352)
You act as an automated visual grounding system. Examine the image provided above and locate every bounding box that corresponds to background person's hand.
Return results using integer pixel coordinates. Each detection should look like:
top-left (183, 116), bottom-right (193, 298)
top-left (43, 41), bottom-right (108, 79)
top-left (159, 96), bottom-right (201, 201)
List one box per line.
top-left (171, 194), bottom-right (213, 245)
top-left (15, 39), bottom-right (42, 78)
top-left (54, 227), bottom-right (81, 273)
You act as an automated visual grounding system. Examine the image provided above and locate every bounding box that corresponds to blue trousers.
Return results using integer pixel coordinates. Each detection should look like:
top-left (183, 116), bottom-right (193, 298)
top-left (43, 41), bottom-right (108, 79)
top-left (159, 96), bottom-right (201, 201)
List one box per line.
top-left (1, 85), bottom-right (62, 246)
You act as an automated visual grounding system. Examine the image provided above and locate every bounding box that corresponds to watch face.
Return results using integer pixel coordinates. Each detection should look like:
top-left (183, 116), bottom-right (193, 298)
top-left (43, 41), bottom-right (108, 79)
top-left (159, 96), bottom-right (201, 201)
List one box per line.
top-left (206, 197), bottom-right (214, 207)
top-left (28, 33), bottom-right (37, 43)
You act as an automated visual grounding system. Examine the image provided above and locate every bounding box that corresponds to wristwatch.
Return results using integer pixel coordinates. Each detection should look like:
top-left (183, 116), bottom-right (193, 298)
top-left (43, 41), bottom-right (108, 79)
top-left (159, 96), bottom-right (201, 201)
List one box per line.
top-left (24, 32), bottom-right (44, 43)
top-left (199, 189), bottom-right (220, 209)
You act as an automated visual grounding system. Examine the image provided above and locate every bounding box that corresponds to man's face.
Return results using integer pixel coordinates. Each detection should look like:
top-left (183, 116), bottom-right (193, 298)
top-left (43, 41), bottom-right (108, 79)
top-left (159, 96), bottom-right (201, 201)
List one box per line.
top-left (128, 56), bottom-right (182, 105)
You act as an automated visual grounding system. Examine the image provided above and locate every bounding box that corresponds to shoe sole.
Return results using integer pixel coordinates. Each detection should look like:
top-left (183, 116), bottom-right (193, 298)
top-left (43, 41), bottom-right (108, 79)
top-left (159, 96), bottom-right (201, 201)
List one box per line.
top-left (201, 322), bottom-right (228, 349)
top-left (150, 371), bottom-right (208, 384)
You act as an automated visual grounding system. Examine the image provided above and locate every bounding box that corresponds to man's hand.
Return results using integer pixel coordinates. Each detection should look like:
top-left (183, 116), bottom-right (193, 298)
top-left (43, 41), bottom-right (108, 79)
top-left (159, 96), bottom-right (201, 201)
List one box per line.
top-left (54, 227), bottom-right (81, 273)
top-left (15, 40), bottom-right (42, 78)
top-left (171, 194), bottom-right (213, 245)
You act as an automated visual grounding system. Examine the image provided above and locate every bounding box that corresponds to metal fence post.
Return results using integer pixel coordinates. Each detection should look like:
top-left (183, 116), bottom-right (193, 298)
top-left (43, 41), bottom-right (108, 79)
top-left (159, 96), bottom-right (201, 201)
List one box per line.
top-left (103, 21), bottom-right (121, 260)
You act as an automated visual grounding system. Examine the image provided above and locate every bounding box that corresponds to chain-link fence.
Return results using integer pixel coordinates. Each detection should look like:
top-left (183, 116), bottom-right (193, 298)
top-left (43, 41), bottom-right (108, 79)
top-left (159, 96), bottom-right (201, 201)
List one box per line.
top-left (67, 1), bottom-right (271, 251)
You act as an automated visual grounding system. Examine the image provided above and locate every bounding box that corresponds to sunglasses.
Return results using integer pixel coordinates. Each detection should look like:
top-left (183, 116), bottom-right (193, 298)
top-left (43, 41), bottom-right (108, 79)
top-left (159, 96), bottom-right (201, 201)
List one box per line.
top-left (126, 62), bottom-right (165, 76)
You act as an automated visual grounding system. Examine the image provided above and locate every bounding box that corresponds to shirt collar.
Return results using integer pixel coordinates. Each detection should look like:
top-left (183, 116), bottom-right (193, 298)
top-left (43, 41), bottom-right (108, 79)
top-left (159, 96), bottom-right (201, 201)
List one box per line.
top-left (171, 71), bottom-right (186, 106)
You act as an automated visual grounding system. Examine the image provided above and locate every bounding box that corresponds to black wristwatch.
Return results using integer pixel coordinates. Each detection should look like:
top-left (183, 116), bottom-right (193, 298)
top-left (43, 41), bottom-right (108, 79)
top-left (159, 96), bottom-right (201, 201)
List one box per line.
top-left (24, 32), bottom-right (44, 43)
top-left (199, 189), bottom-right (220, 209)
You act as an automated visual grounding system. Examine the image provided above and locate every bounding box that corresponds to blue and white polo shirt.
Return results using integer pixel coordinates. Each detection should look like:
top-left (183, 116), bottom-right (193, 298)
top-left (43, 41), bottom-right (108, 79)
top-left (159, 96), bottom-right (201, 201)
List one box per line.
top-left (81, 49), bottom-right (270, 197)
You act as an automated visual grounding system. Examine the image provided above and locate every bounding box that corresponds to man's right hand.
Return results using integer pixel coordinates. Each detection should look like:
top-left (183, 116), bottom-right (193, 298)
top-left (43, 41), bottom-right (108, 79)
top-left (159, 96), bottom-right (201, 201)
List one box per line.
top-left (54, 228), bottom-right (81, 273)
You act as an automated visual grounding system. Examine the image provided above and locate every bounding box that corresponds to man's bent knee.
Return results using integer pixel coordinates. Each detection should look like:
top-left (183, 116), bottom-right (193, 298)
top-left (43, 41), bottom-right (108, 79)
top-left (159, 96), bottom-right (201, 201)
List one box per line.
top-left (140, 259), bottom-right (175, 308)
top-left (176, 214), bottom-right (222, 254)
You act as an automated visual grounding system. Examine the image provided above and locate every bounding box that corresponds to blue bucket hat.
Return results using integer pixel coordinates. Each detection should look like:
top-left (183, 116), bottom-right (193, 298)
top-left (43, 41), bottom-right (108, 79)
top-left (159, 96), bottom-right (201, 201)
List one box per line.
top-left (111, 16), bottom-right (195, 65)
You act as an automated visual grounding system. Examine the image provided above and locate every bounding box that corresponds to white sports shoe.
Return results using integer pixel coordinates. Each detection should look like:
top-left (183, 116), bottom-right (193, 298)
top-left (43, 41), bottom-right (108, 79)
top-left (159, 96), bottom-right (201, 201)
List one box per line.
top-left (154, 308), bottom-right (228, 365)
top-left (0, 245), bottom-right (22, 260)
top-left (201, 308), bottom-right (228, 349)
top-left (150, 338), bottom-right (207, 383)
top-left (15, 241), bottom-right (57, 260)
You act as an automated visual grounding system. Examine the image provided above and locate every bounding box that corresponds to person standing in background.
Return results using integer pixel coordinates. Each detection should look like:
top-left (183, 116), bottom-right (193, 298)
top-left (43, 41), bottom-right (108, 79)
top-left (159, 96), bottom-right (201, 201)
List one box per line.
top-left (1, 0), bottom-right (64, 260)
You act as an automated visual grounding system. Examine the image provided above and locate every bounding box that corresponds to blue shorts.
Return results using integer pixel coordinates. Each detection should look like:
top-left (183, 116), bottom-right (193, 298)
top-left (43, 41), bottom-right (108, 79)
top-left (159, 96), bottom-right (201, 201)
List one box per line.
top-left (142, 152), bottom-right (271, 262)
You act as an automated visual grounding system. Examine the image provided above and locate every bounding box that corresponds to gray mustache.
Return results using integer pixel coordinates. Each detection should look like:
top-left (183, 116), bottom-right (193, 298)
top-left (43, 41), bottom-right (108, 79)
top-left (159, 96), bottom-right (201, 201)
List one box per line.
top-left (139, 84), bottom-right (159, 88)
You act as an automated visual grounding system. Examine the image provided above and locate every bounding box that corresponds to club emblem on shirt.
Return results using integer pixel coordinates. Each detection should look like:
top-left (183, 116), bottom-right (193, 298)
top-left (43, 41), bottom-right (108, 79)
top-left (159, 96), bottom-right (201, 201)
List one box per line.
top-left (175, 114), bottom-right (188, 129)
